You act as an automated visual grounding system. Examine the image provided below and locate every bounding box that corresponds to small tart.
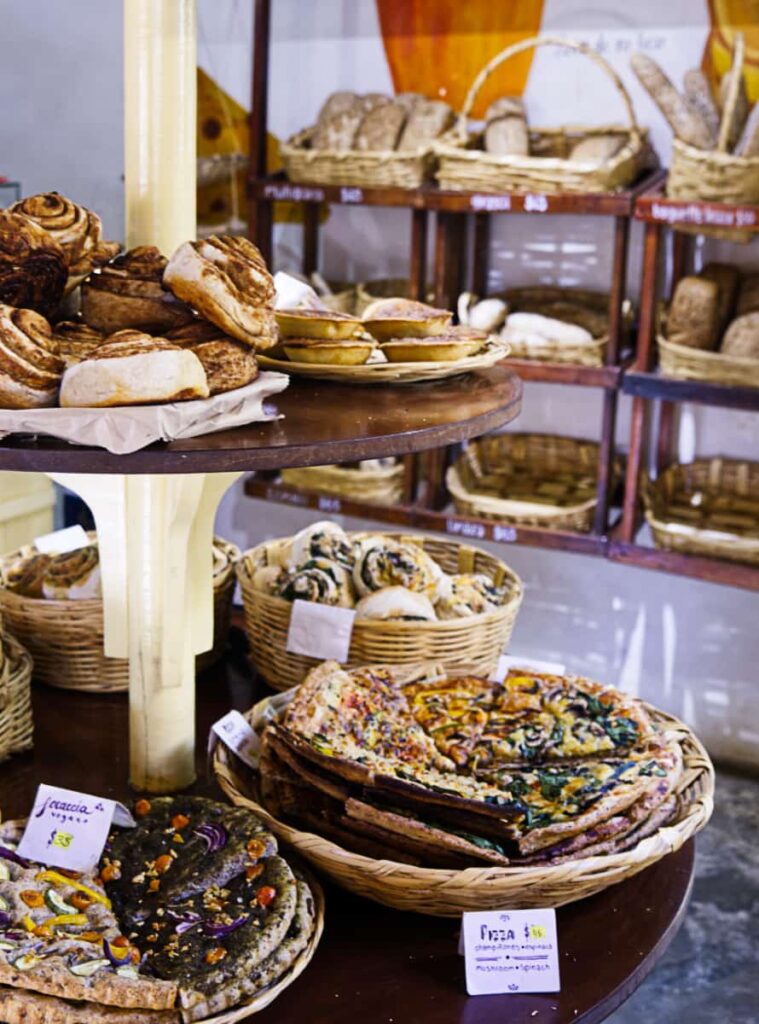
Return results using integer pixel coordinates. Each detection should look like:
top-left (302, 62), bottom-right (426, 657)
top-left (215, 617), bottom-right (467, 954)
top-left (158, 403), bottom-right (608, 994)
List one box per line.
top-left (283, 338), bottom-right (374, 366)
top-left (275, 308), bottom-right (362, 340)
top-left (362, 298), bottom-right (452, 341)
top-left (381, 328), bottom-right (488, 363)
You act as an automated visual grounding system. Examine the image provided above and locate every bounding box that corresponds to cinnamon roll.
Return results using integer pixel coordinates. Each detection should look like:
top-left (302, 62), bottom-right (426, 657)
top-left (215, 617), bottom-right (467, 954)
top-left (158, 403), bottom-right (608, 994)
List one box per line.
top-left (1, 549), bottom-right (51, 598)
top-left (163, 235), bottom-right (278, 350)
top-left (435, 573), bottom-right (508, 619)
top-left (9, 192), bottom-right (120, 285)
top-left (166, 320), bottom-right (258, 395)
top-left (0, 210), bottom-right (67, 316)
top-left (59, 329), bottom-right (209, 407)
top-left (275, 558), bottom-right (354, 607)
top-left (52, 320), bottom-right (105, 365)
top-left (0, 304), bottom-right (64, 408)
top-left (42, 544), bottom-right (101, 600)
top-left (286, 521), bottom-right (354, 570)
top-left (81, 246), bottom-right (194, 334)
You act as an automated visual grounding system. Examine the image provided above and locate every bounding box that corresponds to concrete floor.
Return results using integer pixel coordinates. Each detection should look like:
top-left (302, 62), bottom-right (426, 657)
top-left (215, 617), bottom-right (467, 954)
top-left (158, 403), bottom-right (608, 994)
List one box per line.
top-left (607, 768), bottom-right (758, 1024)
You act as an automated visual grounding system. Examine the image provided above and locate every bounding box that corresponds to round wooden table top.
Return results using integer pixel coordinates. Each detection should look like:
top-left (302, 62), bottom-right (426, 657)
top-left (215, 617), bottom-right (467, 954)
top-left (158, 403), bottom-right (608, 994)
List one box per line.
top-left (0, 366), bottom-right (521, 474)
top-left (0, 647), bottom-right (694, 1024)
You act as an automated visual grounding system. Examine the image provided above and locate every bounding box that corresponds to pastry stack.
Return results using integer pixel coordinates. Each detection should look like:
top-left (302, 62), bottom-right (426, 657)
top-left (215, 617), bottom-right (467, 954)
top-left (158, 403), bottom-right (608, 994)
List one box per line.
top-left (666, 266), bottom-right (759, 361)
top-left (257, 660), bottom-right (684, 869)
top-left (0, 796), bottom-right (319, 1024)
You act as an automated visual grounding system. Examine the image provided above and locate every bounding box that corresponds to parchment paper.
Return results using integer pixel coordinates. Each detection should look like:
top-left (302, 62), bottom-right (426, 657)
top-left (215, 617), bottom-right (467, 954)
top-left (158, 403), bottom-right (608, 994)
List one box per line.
top-left (0, 371), bottom-right (290, 455)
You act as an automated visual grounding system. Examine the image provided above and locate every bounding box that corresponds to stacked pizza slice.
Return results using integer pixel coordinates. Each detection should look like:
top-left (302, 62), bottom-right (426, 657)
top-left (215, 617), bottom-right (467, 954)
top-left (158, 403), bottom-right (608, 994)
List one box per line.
top-left (259, 662), bottom-right (684, 869)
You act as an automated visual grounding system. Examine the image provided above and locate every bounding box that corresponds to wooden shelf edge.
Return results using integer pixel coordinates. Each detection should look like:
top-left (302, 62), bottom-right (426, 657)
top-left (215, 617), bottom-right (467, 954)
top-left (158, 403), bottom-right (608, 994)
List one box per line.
top-left (623, 371), bottom-right (759, 411)
top-left (608, 540), bottom-right (759, 591)
top-left (504, 358), bottom-right (622, 388)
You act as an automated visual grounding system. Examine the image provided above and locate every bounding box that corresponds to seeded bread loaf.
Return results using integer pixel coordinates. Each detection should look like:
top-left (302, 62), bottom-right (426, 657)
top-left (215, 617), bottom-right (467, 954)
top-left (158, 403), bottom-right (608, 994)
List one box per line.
top-left (667, 276), bottom-right (721, 350)
top-left (631, 53), bottom-right (714, 149)
top-left (721, 311), bottom-right (759, 358)
top-left (354, 101), bottom-right (406, 151)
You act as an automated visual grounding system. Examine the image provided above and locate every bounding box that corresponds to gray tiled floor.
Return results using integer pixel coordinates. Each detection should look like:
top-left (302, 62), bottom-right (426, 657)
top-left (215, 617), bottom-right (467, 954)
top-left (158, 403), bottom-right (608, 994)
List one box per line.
top-left (607, 768), bottom-right (758, 1023)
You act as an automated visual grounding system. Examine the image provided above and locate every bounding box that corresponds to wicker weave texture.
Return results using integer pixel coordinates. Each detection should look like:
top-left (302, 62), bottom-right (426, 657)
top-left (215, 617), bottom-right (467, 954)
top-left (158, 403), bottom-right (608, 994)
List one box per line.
top-left (237, 532), bottom-right (523, 691)
top-left (280, 462), bottom-right (404, 506)
top-left (281, 127), bottom-right (435, 188)
top-left (0, 635), bottom-right (33, 762)
top-left (214, 697), bottom-right (713, 917)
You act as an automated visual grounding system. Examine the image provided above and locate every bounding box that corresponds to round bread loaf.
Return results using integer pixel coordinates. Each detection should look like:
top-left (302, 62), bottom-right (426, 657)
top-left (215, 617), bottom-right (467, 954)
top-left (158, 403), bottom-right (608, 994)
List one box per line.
top-left (0, 303), bottom-right (64, 408)
top-left (59, 329), bottom-right (209, 407)
top-left (0, 210), bottom-right (67, 315)
top-left (720, 312), bottom-right (759, 359)
top-left (164, 235), bottom-right (277, 350)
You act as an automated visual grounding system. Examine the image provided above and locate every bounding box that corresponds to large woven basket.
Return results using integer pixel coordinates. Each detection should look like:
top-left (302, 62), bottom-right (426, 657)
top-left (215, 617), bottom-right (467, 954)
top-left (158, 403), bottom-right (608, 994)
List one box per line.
top-left (435, 35), bottom-right (652, 194)
top-left (666, 34), bottom-right (759, 242)
top-left (281, 127), bottom-right (436, 189)
top-left (237, 531), bottom-right (523, 691)
top-left (0, 634), bottom-right (33, 763)
top-left (447, 434), bottom-right (618, 532)
top-left (281, 460), bottom-right (404, 506)
top-left (214, 692), bottom-right (714, 916)
top-left (643, 458), bottom-right (759, 565)
top-left (657, 306), bottom-right (759, 388)
top-left (0, 537), bottom-right (240, 693)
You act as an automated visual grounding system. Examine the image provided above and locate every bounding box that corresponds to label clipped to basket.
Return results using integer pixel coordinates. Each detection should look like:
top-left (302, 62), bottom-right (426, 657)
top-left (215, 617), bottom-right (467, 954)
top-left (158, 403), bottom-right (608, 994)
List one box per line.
top-left (210, 709), bottom-right (260, 770)
top-left (286, 599), bottom-right (356, 663)
top-left (462, 909), bottom-right (560, 996)
top-left (16, 784), bottom-right (135, 873)
top-left (34, 524), bottom-right (89, 555)
top-left (489, 654), bottom-right (567, 683)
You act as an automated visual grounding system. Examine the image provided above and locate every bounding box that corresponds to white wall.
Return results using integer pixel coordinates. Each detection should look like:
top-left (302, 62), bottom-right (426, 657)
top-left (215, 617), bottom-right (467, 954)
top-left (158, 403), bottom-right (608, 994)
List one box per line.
top-left (1, 0), bottom-right (757, 766)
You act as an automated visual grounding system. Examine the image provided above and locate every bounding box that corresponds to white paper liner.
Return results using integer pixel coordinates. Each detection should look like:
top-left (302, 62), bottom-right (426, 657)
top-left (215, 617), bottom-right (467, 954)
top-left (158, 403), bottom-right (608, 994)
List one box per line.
top-left (0, 371), bottom-right (290, 455)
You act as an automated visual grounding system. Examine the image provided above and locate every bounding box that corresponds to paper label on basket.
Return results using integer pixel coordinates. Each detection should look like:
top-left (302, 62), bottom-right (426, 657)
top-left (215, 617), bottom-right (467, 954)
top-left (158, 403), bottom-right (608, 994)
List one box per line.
top-left (489, 655), bottom-right (567, 683)
top-left (462, 909), bottom-right (560, 996)
top-left (211, 710), bottom-right (260, 770)
top-left (34, 525), bottom-right (89, 555)
top-left (286, 600), bottom-right (356, 663)
top-left (16, 785), bottom-right (135, 873)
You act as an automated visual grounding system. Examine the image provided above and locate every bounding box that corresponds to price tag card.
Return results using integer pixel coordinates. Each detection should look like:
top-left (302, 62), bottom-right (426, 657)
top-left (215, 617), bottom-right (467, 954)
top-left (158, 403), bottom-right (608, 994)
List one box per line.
top-left (462, 909), bottom-right (560, 996)
top-left (16, 785), bottom-right (133, 873)
top-left (489, 654), bottom-right (567, 683)
top-left (34, 525), bottom-right (90, 555)
top-left (210, 709), bottom-right (260, 770)
top-left (286, 600), bottom-right (356, 663)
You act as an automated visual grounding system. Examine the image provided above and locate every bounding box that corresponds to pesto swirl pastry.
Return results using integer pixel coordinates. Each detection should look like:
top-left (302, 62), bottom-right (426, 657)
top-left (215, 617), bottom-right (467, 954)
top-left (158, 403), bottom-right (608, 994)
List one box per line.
top-left (42, 544), bottom-right (101, 601)
top-left (288, 520), bottom-right (354, 570)
top-left (276, 557), bottom-right (354, 607)
top-left (1, 548), bottom-right (51, 597)
top-left (352, 536), bottom-right (443, 600)
top-left (435, 573), bottom-right (508, 619)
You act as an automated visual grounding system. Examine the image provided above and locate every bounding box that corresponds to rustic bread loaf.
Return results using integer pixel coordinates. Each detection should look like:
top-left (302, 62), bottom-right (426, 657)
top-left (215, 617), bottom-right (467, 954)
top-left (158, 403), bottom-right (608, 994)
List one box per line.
top-left (683, 69), bottom-right (720, 145)
top-left (312, 92), bottom-right (363, 150)
top-left (700, 262), bottom-right (740, 329)
top-left (720, 311), bottom-right (759, 358)
top-left (354, 101), bottom-right (407, 151)
top-left (484, 96), bottom-right (528, 156)
top-left (667, 276), bottom-right (721, 350)
top-left (568, 135), bottom-right (624, 164)
top-left (631, 53), bottom-right (714, 149)
top-left (397, 98), bottom-right (454, 151)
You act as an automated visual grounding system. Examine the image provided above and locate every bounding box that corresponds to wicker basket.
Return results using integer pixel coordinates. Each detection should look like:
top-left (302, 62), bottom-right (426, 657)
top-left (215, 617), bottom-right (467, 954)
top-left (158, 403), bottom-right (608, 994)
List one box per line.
top-left (666, 34), bottom-right (759, 242)
top-left (281, 460), bottom-right (404, 506)
top-left (0, 537), bottom-right (240, 693)
top-left (435, 35), bottom-right (652, 194)
top-left (447, 434), bottom-right (618, 532)
top-left (643, 458), bottom-right (759, 565)
top-left (281, 127), bottom-right (436, 189)
top-left (657, 306), bottom-right (759, 388)
top-left (237, 531), bottom-right (523, 691)
top-left (0, 634), bottom-right (33, 762)
top-left (214, 693), bottom-right (713, 916)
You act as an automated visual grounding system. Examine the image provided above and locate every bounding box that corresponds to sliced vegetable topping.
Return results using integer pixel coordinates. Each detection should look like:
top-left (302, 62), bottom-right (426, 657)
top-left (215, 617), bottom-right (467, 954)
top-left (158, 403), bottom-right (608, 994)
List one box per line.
top-left (13, 953), bottom-right (41, 971)
top-left (0, 847), bottom-right (30, 869)
top-left (153, 854), bottom-right (173, 874)
top-left (70, 892), bottom-right (93, 911)
top-left (35, 872), bottom-right (111, 909)
top-left (193, 823), bottom-right (228, 853)
top-left (20, 890), bottom-right (45, 908)
top-left (202, 915), bottom-right (248, 938)
top-left (0, 863), bottom-right (10, 881)
top-left (171, 814), bottom-right (190, 830)
top-left (245, 863), bottom-right (264, 882)
top-left (246, 838), bottom-right (267, 859)
top-left (255, 886), bottom-right (276, 908)
top-left (104, 939), bottom-right (133, 965)
top-left (44, 889), bottom-right (77, 915)
top-left (70, 958), bottom-right (110, 977)
top-left (134, 799), bottom-right (152, 818)
top-left (205, 946), bottom-right (227, 965)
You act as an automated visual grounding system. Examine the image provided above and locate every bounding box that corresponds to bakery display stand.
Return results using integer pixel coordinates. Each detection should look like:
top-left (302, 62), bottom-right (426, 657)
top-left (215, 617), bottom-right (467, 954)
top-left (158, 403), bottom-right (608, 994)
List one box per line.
top-left (614, 184), bottom-right (759, 592)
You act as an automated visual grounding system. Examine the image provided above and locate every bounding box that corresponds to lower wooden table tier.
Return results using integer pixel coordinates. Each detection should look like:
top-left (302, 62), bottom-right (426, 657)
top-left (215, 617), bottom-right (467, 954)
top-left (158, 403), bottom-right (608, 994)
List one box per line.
top-left (0, 649), bottom-right (695, 1024)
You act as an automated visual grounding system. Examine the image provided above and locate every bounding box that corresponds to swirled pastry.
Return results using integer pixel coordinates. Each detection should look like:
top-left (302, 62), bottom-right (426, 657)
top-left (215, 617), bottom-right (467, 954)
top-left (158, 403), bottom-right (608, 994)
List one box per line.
top-left (163, 236), bottom-right (277, 350)
top-left (355, 586), bottom-right (437, 621)
top-left (275, 558), bottom-right (354, 607)
top-left (42, 544), bottom-right (101, 600)
top-left (9, 192), bottom-right (120, 285)
top-left (352, 536), bottom-right (443, 600)
top-left (166, 320), bottom-right (258, 395)
top-left (287, 521), bottom-right (354, 570)
top-left (252, 564), bottom-right (290, 595)
top-left (1, 548), bottom-right (51, 597)
top-left (0, 210), bottom-right (67, 315)
top-left (59, 330), bottom-right (209, 408)
top-left (52, 320), bottom-right (105, 365)
top-left (435, 573), bottom-right (508, 619)
top-left (0, 304), bottom-right (64, 408)
top-left (81, 246), bottom-right (194, 335)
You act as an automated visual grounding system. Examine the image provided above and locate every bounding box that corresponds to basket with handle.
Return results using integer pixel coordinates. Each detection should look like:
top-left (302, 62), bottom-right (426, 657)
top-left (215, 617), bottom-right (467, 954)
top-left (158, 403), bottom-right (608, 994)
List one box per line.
top-left (0, 535), bottom-right (240, 692)
top-left (237, 531), bottom-right (523, 691)
top-left (666, 33), bottom-right (759, 242)
top-left (434, 35), bottom-right (653, 194)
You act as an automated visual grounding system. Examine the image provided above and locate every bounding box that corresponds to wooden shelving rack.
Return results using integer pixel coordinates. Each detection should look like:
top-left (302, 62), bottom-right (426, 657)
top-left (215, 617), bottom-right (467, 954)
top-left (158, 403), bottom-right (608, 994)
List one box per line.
top-left (244, 0), bottom-right (758, 593)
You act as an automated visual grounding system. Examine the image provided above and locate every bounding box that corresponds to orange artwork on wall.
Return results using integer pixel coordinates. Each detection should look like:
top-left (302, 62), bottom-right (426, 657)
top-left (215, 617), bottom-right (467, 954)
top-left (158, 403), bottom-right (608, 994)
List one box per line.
top-left (376, 1), bottom-right (545, 116)
top-left (704, 0), bottom-right (759, 101)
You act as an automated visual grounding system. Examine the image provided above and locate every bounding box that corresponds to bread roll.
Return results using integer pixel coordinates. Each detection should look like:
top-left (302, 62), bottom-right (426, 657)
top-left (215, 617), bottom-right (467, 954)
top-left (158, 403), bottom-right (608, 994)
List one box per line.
top-left (484, 97), bottom-right (528, 156)
top-left (397, 98), bottom-right (454, 151)
top-left (163, 235), bottom-right (277, 350)
top-left (568, 135), bottom-right (624, 164)
top-left (683, 69), bottom-right (720, 144)
top-left (719, 65), bottom-right (750, 152)
top-left (0, 210), bottom-right (67, 316)
top-left (0, 304), bottom-right (64, 408)
top-left (667, 276), bottom-right (720, 350)
top-left (631, 53), bottom-right (714, 149)
top-left (355, 586), bottom-right (437, 622)
top-left (700, 263), bottom-right (740, 329)
top-left (42, 545), bottom-right (101, 601)
top-left (502, 312), bottom-right (593, 346)
top-left (737, 274), bottom-right (759, 316)
top-left (81, 246), bottom-right (194, 335)
top-left (735, 102), bottom-right (759, 157)
top-left (181, 337), bottom-right (258, 395)
top-left (354, 101), bottom-right (407, 151)
top-left (720, 312), bottom-right (759, 358)
top-left (53, 320), bottom-right (105, 365)
top-left (59, 330), bottom-right (209, 407)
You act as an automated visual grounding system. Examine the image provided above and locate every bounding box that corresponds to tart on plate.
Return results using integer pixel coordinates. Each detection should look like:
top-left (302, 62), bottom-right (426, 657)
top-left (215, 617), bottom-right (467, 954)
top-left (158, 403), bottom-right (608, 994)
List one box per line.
top-left (274, 308), bottom-right (363, 341)
top-left (362, 299), bottom-right (452, 341)
top-left (281, 337), bottom-right (374, 366)
top-left (381, 327), bottom-right (488, 363)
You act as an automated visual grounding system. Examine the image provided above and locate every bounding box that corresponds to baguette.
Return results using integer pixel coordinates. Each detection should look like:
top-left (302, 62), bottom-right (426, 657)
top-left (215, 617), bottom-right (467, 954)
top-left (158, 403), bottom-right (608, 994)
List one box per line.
top-left (631, 52), bottom-right (714, 149)
top-left (735, 102), bottom-right (759, 157)
top-left (683, 69), bottom-right (720, 145)
top-left (719, 65), bottom-right (750, 151)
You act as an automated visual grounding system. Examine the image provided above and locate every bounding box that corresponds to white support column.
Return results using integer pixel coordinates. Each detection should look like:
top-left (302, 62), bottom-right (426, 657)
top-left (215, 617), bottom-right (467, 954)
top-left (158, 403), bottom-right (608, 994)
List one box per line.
top-left (50, 473), bottom-right (241, 792)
